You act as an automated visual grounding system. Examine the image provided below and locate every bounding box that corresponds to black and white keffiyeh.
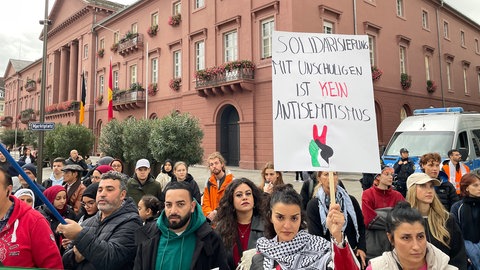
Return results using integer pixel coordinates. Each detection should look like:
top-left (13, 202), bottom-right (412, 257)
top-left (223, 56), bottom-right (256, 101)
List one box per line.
top-left (256, 230), bottom-right (331, 269)
top-left (316, 185), bottom-right (359, 242)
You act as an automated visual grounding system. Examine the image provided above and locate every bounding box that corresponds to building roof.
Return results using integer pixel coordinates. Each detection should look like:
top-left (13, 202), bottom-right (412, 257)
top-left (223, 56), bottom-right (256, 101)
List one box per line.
top-left (9, 59), bottom-right (33, 73)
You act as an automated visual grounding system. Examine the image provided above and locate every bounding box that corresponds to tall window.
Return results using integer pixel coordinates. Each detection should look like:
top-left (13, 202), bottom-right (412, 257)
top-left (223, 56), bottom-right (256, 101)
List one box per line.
top-left (151, 58), bottom-right (158, 83)
top-left (368, 35), bottom-right (376, 66)
top-left (424, 55), bottom-right (431, 80)
top-left (194, 0), bottom-right (204, 9)
top-left (151, 13), bottom-right (158, 26)
top-left (477, 72), bottom-right (480, 95)
top-left (130, 65), bottom-right (137, 84)
top-left (195, 41), bottom-right (205, 71)
top-left (422, 11), bottom-right (429, 29)
top-left (100, 39), bottom-right (105, 50)
top-left (224, 31), bottom-right (238, 62)
top-left (323, 21), bottom-right (334, 34)
top-left (113, 70), bottom-right (119, 90)
top-left (443, 21), bottom-right (449, 39)
top-left (131, 23), bottom-right (138, 34)
top-left (49, 62), bottom-right (52, 74)
top-left (475, 39), bottom-right (479, 53)
top-left (396, 0), bottom-right (404, 17)
top-left (173, 2), bottom-right (181, 15)
top-left (446, 62), bottom-right (452, 90)
top-left (461, 31), bottom-right (466, 47)
top-left (99, 75), bottom-right (105, 96)
top-left (463, 67), bottom-right (468, 94)
top-left (261, 18), bottom-right (274, 59)
top-left (173, 50), bottom-right (182, 78)
top-left (114, 31), bottom-right (120, 43)
top-left (83, 44), bottom-right (88, 59)
top-left (399, 46), bottom-right (407, 74)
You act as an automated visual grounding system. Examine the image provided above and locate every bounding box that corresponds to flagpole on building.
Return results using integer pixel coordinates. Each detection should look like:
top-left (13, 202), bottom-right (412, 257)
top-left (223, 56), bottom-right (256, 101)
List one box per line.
top-left (145, 42), bottom-right (149, 119)
top-left (107, 57), bottom-right (113, 121)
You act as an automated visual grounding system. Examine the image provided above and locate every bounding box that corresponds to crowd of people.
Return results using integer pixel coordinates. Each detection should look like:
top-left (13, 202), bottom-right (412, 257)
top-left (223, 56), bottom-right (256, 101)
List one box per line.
top-left (0, 146), bottom-right (478, 269)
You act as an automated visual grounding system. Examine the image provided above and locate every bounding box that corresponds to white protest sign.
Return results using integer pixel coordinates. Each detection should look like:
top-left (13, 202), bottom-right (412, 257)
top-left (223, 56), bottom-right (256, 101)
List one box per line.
top-left (272, 31), bottom-right (380, 173)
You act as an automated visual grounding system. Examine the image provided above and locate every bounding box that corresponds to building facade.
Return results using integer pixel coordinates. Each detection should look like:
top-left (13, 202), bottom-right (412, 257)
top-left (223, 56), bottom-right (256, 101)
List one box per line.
top-left (2, 0), bottom-right (480, 169)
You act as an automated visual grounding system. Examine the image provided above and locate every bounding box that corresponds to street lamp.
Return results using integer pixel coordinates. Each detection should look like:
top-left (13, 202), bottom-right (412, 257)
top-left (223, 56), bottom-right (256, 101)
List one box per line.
top-left (36, 0), bottom-right (51, 183)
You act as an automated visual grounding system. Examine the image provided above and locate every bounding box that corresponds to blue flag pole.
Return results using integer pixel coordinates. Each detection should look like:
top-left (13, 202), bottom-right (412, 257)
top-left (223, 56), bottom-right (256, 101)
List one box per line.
top-left (0, 144), bottom-right (66, 224)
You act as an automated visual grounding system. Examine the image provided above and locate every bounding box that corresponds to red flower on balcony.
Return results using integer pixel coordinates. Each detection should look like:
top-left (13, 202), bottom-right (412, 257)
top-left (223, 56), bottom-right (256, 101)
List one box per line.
top-left (168, 14), bottom-right (181, 26)
top-left (169, 78), bottom-right (181, 91)
top-left (427, 80), bottom-right (437, 93)
top-left (371, 66), bottom-right (383, 82)
top-left (147, 25), bottom-right (158, 36)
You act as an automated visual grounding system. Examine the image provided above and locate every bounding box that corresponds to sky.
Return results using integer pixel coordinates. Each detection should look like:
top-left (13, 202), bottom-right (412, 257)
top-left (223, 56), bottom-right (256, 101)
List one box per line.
top-left (1, 0), bottom-right (479, 77)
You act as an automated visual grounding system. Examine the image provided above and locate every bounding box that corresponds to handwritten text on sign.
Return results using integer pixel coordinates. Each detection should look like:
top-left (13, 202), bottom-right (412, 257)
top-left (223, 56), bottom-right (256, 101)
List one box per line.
top-left (272, 32), bottom-right (380, 174)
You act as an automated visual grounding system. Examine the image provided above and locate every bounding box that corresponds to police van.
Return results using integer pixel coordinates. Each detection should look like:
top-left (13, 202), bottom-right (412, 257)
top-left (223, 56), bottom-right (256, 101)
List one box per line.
top-left (382, 107), bottom-right (480, 172)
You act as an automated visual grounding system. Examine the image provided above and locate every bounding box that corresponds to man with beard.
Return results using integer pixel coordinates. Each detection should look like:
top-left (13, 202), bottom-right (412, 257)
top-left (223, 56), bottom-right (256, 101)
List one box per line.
top-left (201, 152), bottom-right (234, 222)
top-left (134, 181), bottom-right (229, 270)
top-left (58, 171), bottom-right (142, 270)
top-left (442, 149), bottom-right (470, 194)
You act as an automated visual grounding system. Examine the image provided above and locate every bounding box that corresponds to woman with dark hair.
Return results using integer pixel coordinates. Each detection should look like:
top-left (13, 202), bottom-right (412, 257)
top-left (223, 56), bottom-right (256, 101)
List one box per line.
top-left (18, 148), bottom-right (35, 164)
top-left (251, 184), bottom-right (359, 270)
top-left (367, 201), bottom-right (456, 269)
top-left (451, 173), bottom-right (480, 269)
top-left (259, 162), bottom-right (284, 194)
top-left (135, 194), bottom-right (162, 245)
top-left (155, 159), bottom-right (174, 191)
top-left (307, 171), bottom-right (367, 268)
top-left (215, 178), bottom-right (265, 269)
top-left (109, 158), bottom-right (125, 174)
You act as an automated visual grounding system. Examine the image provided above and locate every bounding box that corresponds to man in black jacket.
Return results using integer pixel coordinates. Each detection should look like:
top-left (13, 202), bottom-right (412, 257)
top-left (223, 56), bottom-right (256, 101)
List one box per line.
top-left (58, 171), bottom-right (142, 270)
top-left (393, 148), bottom-right (415, 197)
top-left (134, 181), bottom-right (229, 270)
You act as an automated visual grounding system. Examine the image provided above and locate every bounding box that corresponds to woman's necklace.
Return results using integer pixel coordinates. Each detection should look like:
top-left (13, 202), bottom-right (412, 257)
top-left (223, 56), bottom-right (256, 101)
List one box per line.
top-left (238, 223), bottom-right (251, 238)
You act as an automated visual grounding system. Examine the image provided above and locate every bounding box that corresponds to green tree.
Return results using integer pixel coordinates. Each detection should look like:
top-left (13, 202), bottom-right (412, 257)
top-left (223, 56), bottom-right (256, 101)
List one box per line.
top-left (23, 130), bottom-right (38, 149)
top-left (98, 119), bottom-right (124, 159)
top-left (149, 111), bottom-right (204, 166)
top-left (44, 124), bottom-right (94, 160)
top-left (122, 118), bottom-right (156, 164)
top-left (0, 129), bottom-right (23, 147)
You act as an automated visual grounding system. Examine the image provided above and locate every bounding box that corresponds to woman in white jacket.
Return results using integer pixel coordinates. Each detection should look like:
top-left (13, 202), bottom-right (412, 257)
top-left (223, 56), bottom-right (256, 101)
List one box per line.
top-left (367, 201), bottom-right (456, 270)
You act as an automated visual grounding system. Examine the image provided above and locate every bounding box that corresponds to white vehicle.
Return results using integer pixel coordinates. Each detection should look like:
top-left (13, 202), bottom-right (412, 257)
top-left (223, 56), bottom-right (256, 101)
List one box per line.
top-left (382, 107), bottom-right (480, 172)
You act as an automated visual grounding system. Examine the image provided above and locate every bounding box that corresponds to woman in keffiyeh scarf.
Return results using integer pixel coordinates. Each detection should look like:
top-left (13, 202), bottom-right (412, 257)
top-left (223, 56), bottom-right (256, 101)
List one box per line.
top-left (306, 171), bottom-right (367, 268)
top-left (251, 184), bottom-right (359, 270)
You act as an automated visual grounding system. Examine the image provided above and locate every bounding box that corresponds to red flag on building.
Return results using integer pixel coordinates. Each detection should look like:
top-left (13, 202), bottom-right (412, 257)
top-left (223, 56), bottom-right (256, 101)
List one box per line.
top-left (79, 72), bottom-right (86, 124)
top-left (108, 59), bottom-right (113, 121)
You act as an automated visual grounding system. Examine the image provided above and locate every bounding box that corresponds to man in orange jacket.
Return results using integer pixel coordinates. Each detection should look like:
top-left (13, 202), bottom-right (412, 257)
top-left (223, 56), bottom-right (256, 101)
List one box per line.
top-left (201, 152), bottom-right (234, 222)
top-left (442, 149), bottom-right (470, 194)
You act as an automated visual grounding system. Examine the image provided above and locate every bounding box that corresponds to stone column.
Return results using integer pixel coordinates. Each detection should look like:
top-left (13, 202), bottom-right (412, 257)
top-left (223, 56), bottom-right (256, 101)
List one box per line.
top-left (52, 50), bottom-right (61, 104)
top-left (58, 46), bottom-right (69, 102)
top-left (68, 41), bottom-right (78, 101)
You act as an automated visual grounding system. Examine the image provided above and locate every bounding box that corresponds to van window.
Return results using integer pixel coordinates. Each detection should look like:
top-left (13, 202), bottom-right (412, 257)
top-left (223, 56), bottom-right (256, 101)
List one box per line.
top-left (471, 129), bottom-right (480, 157)
top-left (456, 131), bottom-right (469, 151)
top-left (384, 131), bottom-right (454, 157)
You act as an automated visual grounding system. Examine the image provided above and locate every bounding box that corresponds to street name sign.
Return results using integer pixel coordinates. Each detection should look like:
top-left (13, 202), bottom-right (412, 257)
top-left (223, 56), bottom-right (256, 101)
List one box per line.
top-left (28, 122), bottom-right (55, 131)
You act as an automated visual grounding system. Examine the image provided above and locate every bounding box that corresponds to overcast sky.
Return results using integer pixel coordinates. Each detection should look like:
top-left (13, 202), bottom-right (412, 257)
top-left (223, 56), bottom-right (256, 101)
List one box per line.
top-left (1, 0), bottom-right (479, 77)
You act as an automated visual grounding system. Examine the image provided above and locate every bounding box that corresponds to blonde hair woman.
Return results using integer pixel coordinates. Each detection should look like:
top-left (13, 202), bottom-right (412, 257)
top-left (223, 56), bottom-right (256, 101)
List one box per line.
top-left (406, 173), bottom-right (467, 269)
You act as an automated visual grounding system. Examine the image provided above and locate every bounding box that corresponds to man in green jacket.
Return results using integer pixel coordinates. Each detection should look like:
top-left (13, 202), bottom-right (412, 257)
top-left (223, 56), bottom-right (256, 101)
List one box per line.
top-left (127, 159), bottom-right (164, 207)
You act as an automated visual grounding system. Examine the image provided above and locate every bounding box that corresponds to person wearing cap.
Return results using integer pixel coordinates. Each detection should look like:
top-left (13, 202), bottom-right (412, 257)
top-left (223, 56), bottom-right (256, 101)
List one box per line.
top-left (14, 163), bottom-right (45, 208)
top-left (42, 157), bottom-right (66, 188)
top-left (62, 164), bottom-right (87, 215)
top-left (362, 165), bottom-right (404, 261)
top-left (442, 149), bottom-right (470, 195)
top-left (127, 158), bottom-right (164, 205)
top-left (393, 148), bottom-right (415, 197)
top-left (419, 152), bottom-right (459, 211)
top-left (406, 173), bottom-right (468, 269)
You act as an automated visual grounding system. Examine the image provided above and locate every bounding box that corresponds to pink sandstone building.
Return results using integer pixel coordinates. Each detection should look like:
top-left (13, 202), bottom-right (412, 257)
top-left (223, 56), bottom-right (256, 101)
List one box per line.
top-left (2, 0), bottom-right (480, 169)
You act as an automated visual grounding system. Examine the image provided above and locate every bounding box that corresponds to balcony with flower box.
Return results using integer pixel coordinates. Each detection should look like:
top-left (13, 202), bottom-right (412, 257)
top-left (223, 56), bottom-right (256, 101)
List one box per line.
top-left (25, 80), bottom-right (36, 92)
top-left (20, 109), bottom-right (36, 124)
top-left (118, 32), bottom-right (144, 56)
top-left (195, 60), bottom-right (256, 97)
top-left (113, 83), bottom-right (146, 111)
top-left (0, 116), bottom-right (13, 127)
top-left (45, 100), bottom-right (80, 121)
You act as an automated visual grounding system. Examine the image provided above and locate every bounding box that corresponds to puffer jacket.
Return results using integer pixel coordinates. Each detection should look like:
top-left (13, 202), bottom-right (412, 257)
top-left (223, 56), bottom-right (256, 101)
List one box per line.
top-left (167, 173), bottom-right (201, 203)
top-left (126, 174), bottom-right (164, 205)
top-left (435, 171), bottom-right (459, 211)
top-left (202, 173), bottom-right (234, 217)
top-left (62, 197), bottom-right (142, 270)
